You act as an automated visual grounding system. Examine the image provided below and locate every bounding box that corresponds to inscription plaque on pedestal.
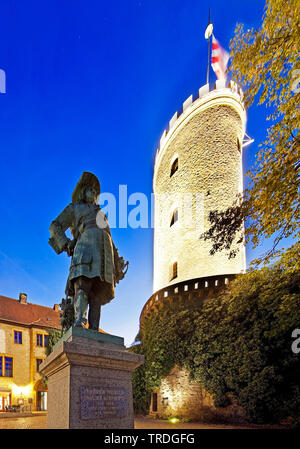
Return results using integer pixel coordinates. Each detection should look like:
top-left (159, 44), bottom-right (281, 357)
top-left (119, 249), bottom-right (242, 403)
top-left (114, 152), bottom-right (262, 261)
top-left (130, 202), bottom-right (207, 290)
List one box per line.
top-left (80, 385), bottom-right (127, 420)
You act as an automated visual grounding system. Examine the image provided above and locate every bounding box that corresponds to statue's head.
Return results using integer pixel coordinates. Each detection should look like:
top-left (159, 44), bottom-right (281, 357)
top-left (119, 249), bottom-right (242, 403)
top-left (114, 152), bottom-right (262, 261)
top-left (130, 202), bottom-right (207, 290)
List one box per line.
top-left (83, 185), bottom-right (99, 204)
top-left (72, 172), bottom-right (100, 204)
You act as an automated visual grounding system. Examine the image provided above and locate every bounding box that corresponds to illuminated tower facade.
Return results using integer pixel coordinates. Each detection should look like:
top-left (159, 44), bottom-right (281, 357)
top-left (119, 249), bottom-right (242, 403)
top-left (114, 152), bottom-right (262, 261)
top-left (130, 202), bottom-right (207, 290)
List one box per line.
top-left (140, 80), bottom-right (246, 331)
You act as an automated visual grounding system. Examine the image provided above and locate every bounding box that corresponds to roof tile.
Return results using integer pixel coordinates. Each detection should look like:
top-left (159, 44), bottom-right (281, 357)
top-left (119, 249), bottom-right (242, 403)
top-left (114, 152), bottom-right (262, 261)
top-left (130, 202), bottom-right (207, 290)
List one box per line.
top-left (0, 294), bottom-right (61, 329)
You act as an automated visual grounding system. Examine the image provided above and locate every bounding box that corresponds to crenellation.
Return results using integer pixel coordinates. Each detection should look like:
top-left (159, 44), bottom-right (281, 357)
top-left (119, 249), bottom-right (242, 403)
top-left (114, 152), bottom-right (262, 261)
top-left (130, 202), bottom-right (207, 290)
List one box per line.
top-left (155, 82), bottom-right (245, 161)
top-left (159, 129), bottom-right (167, 148)
top-left (182, 94), bottom-right (193, 111)
top-left (215, 78), bottom-right (226, 90)
top-left (199, 83), bottom-right (209, 98)
top-left (169, 111), bottom-right (178, 129)
top-left (140, 274), bottom-right (236, 330)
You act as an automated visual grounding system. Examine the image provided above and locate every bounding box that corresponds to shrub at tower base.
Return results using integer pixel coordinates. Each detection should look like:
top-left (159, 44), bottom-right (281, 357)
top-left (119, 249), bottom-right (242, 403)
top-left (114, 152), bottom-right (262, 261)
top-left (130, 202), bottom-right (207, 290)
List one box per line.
top-left (132, 262), bottom-right (300, 426)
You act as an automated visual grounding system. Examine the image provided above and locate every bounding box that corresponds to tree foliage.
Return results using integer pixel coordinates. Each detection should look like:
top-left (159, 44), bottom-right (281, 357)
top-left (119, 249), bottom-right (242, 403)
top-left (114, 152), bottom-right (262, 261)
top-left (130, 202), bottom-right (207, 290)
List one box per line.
top-left (132, 263), bottom-right (300, 425)
top-left (203, 0), bottom-right (300, 270)
top-left (45, 328), bottom-right (61, 356)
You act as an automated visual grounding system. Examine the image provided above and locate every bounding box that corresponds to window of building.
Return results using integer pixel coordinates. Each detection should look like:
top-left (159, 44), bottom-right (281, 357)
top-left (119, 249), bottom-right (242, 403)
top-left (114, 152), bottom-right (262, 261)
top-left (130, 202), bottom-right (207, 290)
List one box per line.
top-left (37, 391), bottom-right (47, 411)
top-left (170, 157), bottom-right (178, 177)
top-left (0, 394), bottom-right (11, 411)
top-left (162, 397), bottom-right (169, 407)
top-left (0, 356), bottom-right (13, 377)
top-left (170, 261), bottom-right (178, 281)
top-left (36, 334), bottom-right (43, 347)
top-left (170, 208), bottom-right (178, 227)
top-left (44, 335), bottom-right (49, 348)
top-left (36, 359), bottom-right (43, 372)
top-left (14, 331), bottom-right (22, 344)
top-left (5, 358), bottom-right (13, 377)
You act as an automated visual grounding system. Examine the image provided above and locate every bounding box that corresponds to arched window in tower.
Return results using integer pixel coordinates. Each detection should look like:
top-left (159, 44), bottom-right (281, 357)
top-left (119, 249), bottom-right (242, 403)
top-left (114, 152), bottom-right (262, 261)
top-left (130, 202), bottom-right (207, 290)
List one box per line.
top-left (170, 157), bottom-right (178, 177)
top-left (170, 261), bottom-right (178, 281)
top-left (170, 208), bottom-right (178, 227)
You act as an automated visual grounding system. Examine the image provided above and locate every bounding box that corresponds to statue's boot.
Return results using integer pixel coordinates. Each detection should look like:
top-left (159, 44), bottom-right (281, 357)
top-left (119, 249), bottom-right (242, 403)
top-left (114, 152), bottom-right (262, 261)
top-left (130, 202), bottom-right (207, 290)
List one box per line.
top-left (74, 289), bottom-right (88, 327)
top-left (88, 305), bottom-right (101, 331)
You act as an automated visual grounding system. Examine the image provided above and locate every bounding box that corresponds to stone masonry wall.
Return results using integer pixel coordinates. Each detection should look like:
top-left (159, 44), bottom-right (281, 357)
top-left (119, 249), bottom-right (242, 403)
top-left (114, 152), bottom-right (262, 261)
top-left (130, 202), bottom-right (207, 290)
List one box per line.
top-left (151, 365), bottom-right (246, 423)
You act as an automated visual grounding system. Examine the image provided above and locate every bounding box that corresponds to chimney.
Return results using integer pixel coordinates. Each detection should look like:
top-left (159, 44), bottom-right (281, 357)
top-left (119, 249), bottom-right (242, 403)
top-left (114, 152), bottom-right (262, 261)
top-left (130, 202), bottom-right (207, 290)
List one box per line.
top-left (19, 293), bottom-right (27, 304)
top-left (53, 304), bottom-right (59, 312)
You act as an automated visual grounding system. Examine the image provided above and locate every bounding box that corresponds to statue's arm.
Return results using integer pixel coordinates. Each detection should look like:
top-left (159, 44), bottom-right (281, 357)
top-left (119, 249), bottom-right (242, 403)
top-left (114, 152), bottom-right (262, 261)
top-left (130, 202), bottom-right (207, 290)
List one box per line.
top-left (49, 203), bottom-right (75, 254)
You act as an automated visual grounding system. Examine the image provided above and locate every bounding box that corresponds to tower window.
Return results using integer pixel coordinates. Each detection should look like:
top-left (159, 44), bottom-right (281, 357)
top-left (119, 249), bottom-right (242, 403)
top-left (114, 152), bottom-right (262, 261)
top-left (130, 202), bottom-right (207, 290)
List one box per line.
top-left (170, 208), bottom-right (178, 226)
top-left (170, 158), bottom-right (178, 177)
top-left (170, 261), bottom-right (178, 281)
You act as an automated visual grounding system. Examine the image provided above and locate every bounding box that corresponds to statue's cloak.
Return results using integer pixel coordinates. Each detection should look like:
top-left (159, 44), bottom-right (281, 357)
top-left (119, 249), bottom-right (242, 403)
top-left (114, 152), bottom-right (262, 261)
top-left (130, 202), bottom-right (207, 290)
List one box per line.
top-left (50, 202), bottom-right (118, 304)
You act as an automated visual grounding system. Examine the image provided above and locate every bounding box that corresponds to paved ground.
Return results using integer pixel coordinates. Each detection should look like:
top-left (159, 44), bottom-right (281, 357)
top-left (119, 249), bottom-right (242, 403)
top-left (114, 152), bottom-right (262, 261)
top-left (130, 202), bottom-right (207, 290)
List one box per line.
top-left (0, 412), bottom-right (47, 429)
top-left (0, 413), bottom-right (283, 430)
top-left (133, 416), bottom-right (283, 430)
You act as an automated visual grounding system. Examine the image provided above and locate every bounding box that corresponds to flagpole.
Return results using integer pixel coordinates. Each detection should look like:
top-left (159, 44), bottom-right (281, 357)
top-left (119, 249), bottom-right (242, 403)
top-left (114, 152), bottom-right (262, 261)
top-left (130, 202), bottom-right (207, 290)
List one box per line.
top-left (207, 9), bottom-right (210, 85)
top-left (205, 9), bottom-right (213, 86)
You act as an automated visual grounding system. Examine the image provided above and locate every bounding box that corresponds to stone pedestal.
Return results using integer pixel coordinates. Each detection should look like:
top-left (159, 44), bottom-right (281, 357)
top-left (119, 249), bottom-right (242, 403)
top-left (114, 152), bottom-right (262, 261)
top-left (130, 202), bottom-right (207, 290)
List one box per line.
top-left (39, 327), bottom-right (144, 429)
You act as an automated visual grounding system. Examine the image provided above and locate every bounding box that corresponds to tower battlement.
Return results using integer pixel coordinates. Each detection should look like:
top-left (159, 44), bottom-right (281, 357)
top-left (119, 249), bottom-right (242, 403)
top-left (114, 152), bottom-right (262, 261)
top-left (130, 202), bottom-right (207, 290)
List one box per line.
top-left (154, 80), bottom-right (246, 176)
top-left (140, 274), bottom-right (236, 331)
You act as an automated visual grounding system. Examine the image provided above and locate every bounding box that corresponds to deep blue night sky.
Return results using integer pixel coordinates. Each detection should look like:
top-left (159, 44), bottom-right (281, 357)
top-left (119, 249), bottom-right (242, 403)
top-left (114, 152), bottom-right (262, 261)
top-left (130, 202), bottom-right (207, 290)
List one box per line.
top-left (0, 0), bottom-right (272, 345)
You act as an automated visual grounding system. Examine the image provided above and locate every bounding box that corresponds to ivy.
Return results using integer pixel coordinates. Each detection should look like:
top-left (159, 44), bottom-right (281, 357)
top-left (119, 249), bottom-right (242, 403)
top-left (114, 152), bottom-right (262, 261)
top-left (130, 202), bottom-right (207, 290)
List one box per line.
top-left (45, 328), bottom-right (61, 356)
top-left (132, 262), bottom-right (300, 425)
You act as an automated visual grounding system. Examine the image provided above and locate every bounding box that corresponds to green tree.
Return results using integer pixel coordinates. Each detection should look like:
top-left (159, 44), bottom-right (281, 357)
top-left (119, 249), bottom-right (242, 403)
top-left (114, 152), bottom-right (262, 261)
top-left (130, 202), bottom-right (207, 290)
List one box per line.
top-left (203, 0), bottom-right (299, 271)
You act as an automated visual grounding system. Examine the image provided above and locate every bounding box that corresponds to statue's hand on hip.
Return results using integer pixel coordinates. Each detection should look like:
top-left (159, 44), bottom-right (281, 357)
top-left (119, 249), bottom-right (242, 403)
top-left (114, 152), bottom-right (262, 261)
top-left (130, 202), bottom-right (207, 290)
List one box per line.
top-left (65, 238), bottom-right (76, 257)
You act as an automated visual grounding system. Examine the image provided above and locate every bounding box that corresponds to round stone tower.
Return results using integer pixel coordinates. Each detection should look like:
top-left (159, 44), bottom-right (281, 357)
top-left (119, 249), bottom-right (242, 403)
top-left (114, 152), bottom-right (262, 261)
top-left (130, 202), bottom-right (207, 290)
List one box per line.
top-left (140, 80), bottom-right (247, 331)
top-left (153, 80), bottom-right (246, 293)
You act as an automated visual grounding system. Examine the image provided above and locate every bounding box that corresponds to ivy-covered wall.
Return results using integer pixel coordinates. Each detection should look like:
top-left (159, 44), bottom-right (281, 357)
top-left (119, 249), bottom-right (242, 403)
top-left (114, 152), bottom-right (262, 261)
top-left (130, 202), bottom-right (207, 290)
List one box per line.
top-left (131, 264), bottom-right (300, 426)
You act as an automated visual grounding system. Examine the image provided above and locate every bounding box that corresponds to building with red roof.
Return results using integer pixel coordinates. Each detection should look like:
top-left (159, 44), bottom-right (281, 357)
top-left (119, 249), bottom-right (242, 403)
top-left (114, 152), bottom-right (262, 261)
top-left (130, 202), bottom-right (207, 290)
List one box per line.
top-left (0, 292), bottom-right (61, 412)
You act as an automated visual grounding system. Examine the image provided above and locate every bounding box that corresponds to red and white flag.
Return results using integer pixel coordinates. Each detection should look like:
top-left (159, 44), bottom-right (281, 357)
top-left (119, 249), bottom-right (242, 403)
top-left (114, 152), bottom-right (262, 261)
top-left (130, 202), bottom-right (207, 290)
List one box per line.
top-left (211, 35), bottom-right (229, 80)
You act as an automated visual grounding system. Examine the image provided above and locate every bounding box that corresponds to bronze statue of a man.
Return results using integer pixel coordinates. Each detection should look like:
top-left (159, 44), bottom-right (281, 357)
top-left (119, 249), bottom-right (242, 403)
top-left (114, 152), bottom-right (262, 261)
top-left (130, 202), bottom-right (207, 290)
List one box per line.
top-left (49, 172), bottom-right (128, 331)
